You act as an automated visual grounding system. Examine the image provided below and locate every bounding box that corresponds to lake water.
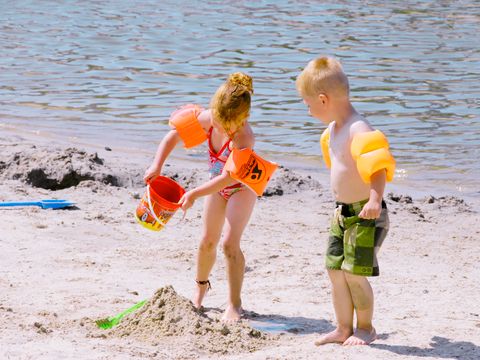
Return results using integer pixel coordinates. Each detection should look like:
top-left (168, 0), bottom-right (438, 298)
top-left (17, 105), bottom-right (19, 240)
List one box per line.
top-left (1, 1), bottom-right (479, 198)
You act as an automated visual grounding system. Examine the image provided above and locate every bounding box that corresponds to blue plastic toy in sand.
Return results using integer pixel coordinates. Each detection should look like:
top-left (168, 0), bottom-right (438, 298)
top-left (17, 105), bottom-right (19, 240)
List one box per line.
top-left (249, 319), bottom-right (297, 334)
top-left (0, 199), bottom-right (75, 209)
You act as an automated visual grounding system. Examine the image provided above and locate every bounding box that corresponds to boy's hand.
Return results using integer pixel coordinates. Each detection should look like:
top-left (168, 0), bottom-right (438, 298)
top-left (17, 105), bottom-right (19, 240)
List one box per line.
top-left (143, 165), bottom-right (160, 183)
top-left (359, 200), bottom-right (382, 219)
top-left (178, 190), bottom-right (198, 211)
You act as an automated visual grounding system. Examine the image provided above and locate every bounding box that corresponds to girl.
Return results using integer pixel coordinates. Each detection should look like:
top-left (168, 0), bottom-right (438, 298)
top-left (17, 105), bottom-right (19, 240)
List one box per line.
top-left (144, 72), bottom-right (257, 321)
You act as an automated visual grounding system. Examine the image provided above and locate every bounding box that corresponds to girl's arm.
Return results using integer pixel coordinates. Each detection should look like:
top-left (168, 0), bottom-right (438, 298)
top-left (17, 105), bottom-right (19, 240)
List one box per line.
top-left (179, 172), bottom-right (235, 209)
top-left (143, 129), bottom-right (181, 183)
top-left (179, 122), bottom-right (255, 210)
top-left (232, 122), bottom-right (255, 149)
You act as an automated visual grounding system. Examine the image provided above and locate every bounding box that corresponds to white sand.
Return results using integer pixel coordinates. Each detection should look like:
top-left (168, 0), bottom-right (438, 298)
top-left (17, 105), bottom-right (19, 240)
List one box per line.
top-left (1, 132), bottom-right (479, 359)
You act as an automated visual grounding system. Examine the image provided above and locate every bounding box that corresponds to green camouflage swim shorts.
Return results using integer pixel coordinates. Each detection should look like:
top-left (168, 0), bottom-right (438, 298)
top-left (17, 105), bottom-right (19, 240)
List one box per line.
top-left (325, 199), bottom-right (389, 276)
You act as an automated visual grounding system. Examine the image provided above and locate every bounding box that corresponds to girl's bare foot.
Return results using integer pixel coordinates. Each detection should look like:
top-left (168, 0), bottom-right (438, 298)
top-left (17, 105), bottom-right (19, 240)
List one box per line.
top-left (221, 304), bottom-right (242, 322)
top-left (343, 327), bottom-right (377, 346)
top-left (192, 280), bottom-right (210, 309)
top-left (314, 327), bottom-right (353, 346)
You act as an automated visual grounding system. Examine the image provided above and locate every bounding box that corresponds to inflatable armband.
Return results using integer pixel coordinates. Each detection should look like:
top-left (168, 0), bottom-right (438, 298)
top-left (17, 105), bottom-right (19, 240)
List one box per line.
top-left (320, 127), bottom-right (331, 168)
top-left (169, 104), bottom-right (207, 148)
top-left (224, 148), bottom-right (278, 196)
top-left (351, 130), bottom-right (395, 183)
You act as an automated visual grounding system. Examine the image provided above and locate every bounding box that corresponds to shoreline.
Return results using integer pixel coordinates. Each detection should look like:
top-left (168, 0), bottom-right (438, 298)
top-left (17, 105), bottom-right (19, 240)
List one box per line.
top-left (2, 123), bottom-right (478, 207)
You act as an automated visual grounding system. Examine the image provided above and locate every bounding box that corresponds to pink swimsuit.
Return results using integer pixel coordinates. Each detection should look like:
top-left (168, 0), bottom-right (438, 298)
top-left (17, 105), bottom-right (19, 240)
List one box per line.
top-left (207, 128), bottom-right (245, 200)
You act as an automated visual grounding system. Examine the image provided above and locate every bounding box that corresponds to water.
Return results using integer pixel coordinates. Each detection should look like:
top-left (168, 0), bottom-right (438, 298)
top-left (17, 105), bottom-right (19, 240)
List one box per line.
top-left (1, 1), bottom-right (479, 198)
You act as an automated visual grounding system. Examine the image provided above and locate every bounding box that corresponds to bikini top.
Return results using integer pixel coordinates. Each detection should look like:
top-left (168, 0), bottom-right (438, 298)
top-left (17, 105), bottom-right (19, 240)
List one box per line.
top-left (207, 127), bottom-right (232, 179)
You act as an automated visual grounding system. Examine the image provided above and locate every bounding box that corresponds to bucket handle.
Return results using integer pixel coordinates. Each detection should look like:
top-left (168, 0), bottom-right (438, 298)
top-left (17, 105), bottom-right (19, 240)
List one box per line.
top-left (146, 184), bottom-right (167, 227)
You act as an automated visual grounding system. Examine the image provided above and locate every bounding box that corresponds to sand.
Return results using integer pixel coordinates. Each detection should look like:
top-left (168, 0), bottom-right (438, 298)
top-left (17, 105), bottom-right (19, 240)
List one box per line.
top-left (1, 132), bottom-right (479, 360)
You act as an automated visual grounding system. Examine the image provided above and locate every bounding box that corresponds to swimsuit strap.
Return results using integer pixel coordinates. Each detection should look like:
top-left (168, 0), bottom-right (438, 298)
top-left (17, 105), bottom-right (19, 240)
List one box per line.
top-left (208, 127), bottom-right (231, 159)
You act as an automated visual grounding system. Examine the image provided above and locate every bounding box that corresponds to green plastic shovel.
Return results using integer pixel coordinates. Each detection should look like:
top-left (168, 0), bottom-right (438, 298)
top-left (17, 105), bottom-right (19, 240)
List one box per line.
top-left (95, 299), bottom-right (147, 329)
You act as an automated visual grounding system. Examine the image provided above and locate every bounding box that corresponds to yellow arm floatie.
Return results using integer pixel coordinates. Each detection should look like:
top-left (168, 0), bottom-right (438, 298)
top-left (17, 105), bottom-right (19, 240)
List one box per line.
top-left (351, 130), bottom-right (395, 183)
top-left (320, 127), bottom-right (331, 168)
top-left (168, 104), bottom-right (207, 148)
top-left (224, 148), bottom-right (278, 196)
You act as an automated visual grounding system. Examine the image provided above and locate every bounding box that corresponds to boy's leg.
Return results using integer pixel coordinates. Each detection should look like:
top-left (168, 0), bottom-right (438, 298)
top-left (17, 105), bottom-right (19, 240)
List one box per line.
top-left (316, 205), bottom-right (355, 345)
top-left (343, 273), bottom-right (376, 345)
top-left (315, 269), bottom-right (354, 345)
top-left (221, 189), bottom-right (256, 321)
top-left (193, 193), bottom-right (226, 309)
top-left (340, 205), bottom-right (389, 345)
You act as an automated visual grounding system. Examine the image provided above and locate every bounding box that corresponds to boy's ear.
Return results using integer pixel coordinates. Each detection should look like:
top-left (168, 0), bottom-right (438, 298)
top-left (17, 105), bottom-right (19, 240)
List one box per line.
top-left (318, 93), bottom-right (328, 105)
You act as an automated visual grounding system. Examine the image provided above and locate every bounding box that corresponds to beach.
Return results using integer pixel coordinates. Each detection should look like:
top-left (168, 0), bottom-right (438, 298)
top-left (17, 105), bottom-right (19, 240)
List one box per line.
top-left (1, 132), bottom-right (479, 360)
top-left (1, 1), bottom-right (479, 358)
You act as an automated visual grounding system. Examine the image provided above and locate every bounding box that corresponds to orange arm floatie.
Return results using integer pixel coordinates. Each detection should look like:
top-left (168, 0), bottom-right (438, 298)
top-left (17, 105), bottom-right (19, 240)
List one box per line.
top-left (224, 148), bottom-right (278, 196)
top-left (320, 127), bottom-right (331, 168)
top-left (351, 130), bottom-right (395, 183)
top-left (168, 104), bottom-right (207, 148)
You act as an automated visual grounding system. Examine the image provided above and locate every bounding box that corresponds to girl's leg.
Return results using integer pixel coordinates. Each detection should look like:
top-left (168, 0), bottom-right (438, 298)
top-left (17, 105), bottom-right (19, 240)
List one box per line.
top-left (193, 193), bottom-right (226, 309)
top-left (221, 189), bottom-right (256, 321)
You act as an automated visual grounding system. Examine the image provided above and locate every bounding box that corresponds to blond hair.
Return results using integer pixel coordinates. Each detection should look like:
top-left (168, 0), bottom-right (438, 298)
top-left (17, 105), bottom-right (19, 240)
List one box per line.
top-left (296, 56), bottom-right (349, 98)
top-left (210, 72), bottom-right (253, 133)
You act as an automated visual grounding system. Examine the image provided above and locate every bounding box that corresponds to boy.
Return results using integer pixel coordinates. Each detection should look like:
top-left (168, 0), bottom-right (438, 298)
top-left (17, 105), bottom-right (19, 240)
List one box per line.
top-left (296, 56), bottom-right (395, 345)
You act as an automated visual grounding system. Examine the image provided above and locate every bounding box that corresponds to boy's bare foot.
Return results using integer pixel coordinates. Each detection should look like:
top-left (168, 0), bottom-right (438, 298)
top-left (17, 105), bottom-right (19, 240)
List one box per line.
top-left (192, 280), bottom-right (210, 309)
top-left (343, 327), bottom-right (377, 346)
top-left (221, 304), bottom-right (242, 322)
top-left (314, 328), bottom-right (352, 346)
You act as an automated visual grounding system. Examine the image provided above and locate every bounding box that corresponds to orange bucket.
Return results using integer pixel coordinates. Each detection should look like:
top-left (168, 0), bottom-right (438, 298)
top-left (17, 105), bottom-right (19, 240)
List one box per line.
top-left (135, 176), bottom-right (185, 231)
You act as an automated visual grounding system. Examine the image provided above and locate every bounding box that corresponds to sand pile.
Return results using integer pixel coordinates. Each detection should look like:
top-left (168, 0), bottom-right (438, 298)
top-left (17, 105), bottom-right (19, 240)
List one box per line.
top-left (162, 165), bottom-right (321, 197)
top-left (0, 145), bottom-right (121, 189)
top-left (162, 166), bottom-right (207, 191)
top-left (0, 142), bottom-right (316, 198)
top-left (104, 286), bottom-right (274, 355)
top-left (263, 166), bottom-right (322, 196)
top-left (386, 192), bottom-right (472, 221)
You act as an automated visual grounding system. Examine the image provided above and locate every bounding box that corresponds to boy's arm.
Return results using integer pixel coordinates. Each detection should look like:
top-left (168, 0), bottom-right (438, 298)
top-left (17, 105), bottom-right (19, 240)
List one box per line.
top-left (358, 169), bottom-right (386, 219)
top-left (144, 130), bottom-right (181, 183)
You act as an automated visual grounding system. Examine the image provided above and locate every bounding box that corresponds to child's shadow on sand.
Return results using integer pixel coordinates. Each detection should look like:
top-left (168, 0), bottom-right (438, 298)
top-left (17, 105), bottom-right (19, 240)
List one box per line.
top-left (372, 336), bottom-right (480, 359)
top-left (244, 310), bottom-right (334, 335)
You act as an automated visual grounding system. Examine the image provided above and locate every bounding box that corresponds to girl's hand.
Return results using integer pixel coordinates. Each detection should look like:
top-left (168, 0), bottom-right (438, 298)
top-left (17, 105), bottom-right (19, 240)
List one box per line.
top-left (178, 190), bottom-right (198, 211)
top-left (358, 200), bottom-right (382, 219)
top-left (143, 165), bottom-right (160, 183)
